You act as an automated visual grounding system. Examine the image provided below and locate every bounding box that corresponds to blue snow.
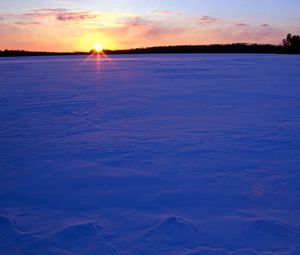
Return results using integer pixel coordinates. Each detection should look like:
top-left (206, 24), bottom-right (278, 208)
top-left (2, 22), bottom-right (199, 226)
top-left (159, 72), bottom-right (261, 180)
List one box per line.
top-left (0, 54), bottom-right (300, 255)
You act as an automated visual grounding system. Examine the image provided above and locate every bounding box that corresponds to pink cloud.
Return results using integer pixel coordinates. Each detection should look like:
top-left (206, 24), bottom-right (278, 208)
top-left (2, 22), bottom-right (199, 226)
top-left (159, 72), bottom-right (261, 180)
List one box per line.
top-left (121, 16), bottom-right (149, 27)
top-left (22, 9), bottom-right (100, 22)
top-left (211, 24), bottom-right (284, 44)
top-left (149, 10), bottom-right (181, 16)
top-left (56, 13), bottom-right (98, 21)
top-left (198, 15), bottom-right (220, 25)
top-left (96, 16), bottom-right (188, 48)
top-left (235, 23), bottom-right (250, 27)
top-left (14, 21), bottom-right (41, 26)
top-left (35, 8), bottom-right (68, 12)
top-left (113, 16), bottom-right (184, 36)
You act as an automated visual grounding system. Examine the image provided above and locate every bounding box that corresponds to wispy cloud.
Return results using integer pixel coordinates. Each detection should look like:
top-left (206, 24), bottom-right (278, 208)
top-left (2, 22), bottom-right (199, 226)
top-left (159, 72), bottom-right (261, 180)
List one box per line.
top-left (198, 15), bottom-right (220, 25)
top-left (56, 12), bottom-right (98, 21)
top-left (96, 15), bottom-right (188, 48)
top-left (35, 8), bottom-right (68, 12)
top-left (235, 23), bottom-right (250, 27)
top-left (148, 10), bottom-right (181, 16)
top-left (20, 9), bottom-right (101, 22)
top-left (102, 16), bottom-right (184, 36)
top-left (52, 0), bottom-right (72, 4)
top-left (14, 21), bottom-right (41, 26)
top-left (212, 24), bottom-right (283, 44)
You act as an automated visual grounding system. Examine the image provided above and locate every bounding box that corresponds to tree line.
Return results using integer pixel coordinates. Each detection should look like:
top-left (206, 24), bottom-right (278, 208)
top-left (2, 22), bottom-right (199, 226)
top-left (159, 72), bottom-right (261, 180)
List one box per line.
top-left (1, 34), bottom-right (300, 57)
top-left (104, 34), bottom-right (300, 55)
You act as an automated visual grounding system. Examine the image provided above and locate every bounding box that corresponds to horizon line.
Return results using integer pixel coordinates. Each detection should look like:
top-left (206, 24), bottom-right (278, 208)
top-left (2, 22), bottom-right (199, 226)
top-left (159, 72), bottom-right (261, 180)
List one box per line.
top-left (0, 42), bottom-right (285, 54)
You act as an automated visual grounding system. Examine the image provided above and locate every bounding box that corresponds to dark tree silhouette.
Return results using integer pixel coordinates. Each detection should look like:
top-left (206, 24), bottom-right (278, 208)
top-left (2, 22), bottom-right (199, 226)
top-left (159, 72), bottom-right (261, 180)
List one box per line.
top-left (2, 34), bottom-right (300, 57)
top-left (283, 33), bottom-right (300, 47)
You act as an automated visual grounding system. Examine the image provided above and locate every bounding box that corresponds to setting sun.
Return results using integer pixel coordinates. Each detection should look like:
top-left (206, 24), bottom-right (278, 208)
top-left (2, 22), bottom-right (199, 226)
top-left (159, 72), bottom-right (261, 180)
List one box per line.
top-left (94, 43), bottom-right (103, 53)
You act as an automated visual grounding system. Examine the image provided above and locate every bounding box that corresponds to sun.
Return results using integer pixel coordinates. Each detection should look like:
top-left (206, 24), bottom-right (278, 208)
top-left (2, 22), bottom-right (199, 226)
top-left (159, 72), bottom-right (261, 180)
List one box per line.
top-left (94, 43), bottom-right (103, 53)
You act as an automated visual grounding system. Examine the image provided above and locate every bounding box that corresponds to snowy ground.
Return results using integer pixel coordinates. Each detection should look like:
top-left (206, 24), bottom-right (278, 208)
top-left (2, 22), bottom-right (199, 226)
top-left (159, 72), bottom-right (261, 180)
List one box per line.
top-left (0, 54), bottom-right (300, 255)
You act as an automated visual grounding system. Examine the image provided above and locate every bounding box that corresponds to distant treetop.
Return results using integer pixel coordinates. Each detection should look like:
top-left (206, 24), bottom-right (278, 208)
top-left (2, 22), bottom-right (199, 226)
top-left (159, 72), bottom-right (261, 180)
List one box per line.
top-left (283, 33), bottom-right (300, 48)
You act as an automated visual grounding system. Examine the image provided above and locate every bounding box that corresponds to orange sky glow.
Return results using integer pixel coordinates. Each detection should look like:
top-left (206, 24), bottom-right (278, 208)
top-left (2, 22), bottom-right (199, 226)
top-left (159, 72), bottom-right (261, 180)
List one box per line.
top-left (1, 1), bottom-right (299, 51)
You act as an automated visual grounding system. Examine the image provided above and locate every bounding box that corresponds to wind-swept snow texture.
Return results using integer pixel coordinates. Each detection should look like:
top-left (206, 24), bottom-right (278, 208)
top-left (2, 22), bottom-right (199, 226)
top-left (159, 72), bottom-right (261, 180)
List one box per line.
top-left (0, 54), bottom-right (300, 254)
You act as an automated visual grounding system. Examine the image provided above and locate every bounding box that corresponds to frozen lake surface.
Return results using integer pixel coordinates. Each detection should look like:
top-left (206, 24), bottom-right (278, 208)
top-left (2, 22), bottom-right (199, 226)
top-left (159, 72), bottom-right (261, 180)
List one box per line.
top-left (1, 54), bottom-right (300, 254)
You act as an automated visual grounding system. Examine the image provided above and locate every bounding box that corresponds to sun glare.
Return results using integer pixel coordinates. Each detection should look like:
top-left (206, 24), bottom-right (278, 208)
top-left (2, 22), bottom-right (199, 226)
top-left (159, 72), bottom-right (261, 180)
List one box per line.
top-left (94, 43), bottom-right (103, 53)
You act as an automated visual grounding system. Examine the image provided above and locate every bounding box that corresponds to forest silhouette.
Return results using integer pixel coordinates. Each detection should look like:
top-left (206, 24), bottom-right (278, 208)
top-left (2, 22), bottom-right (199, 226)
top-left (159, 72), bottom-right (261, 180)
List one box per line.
top-left (1, 34), bottom-right (300, 57)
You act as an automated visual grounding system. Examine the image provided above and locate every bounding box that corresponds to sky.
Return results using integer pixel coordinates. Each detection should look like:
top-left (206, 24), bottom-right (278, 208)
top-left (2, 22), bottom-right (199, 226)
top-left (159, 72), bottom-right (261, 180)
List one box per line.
top-left (0, 0), bottom-right (300, 51)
